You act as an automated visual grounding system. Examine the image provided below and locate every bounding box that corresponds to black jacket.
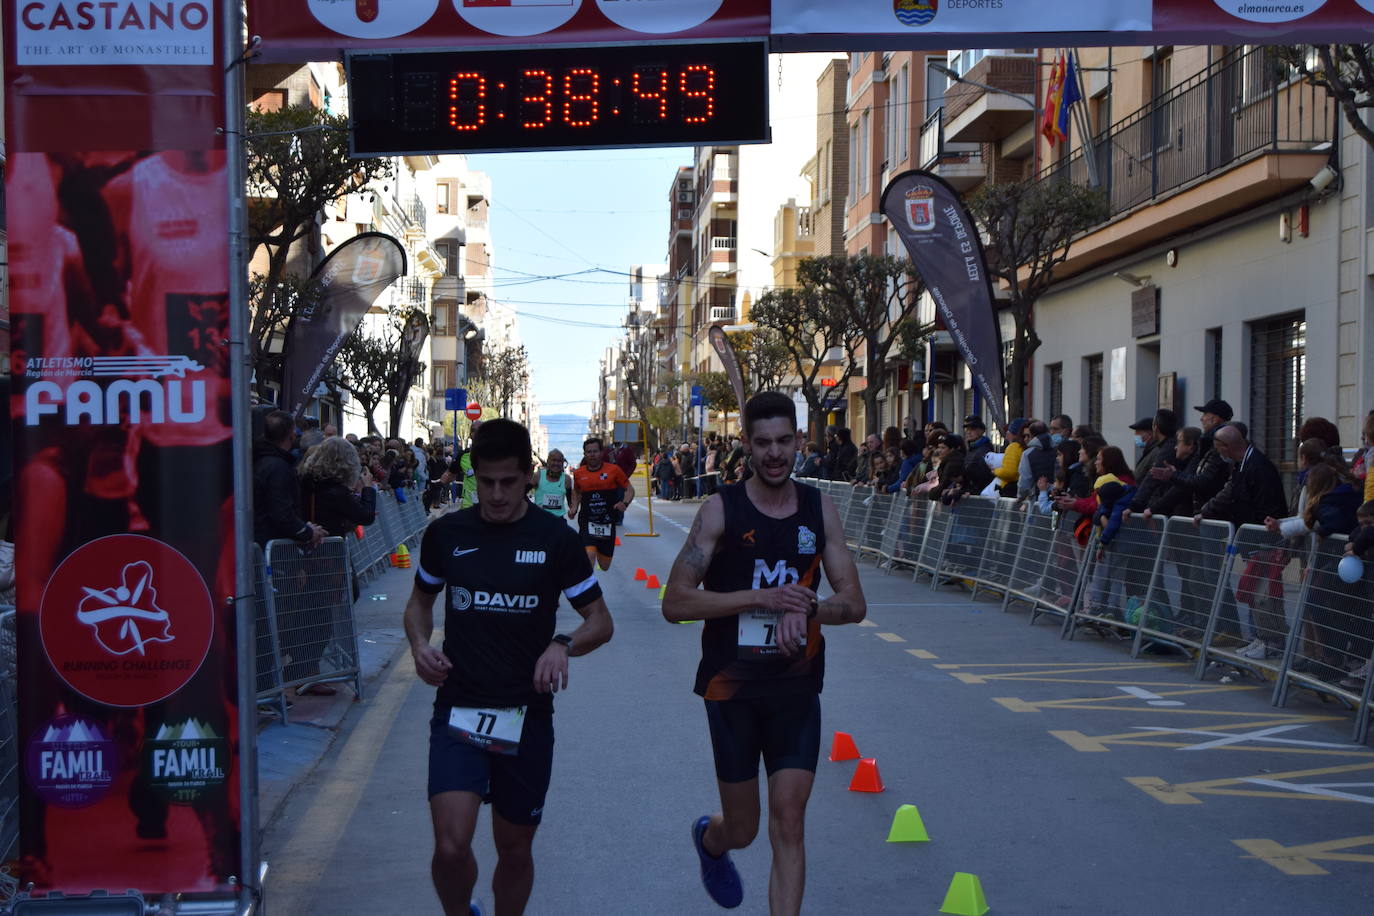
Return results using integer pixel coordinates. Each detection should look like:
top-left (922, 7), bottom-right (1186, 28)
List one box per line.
top-left (1130, 440), bottom-right (1178, 512)
top-left (301, 477), bottom-right (378, 538)
top-left (832, 441), bottom-right (858, 481)
top-left (1200, 445), bottom-right (1288, 526)
top-left (1169, 433), bottom-right (1230, 513)
top-left (1309, 483), bottom-right (1361, 538)
top-left (253, 441), bottom-right (310, 547)
top-left (1145, 449), bottom-right (1201, 518)
top-left (1133, 438), bottom-right (1163, 485)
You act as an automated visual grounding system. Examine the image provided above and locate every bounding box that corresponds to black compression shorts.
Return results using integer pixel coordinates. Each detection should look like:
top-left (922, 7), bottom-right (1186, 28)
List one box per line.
top-left (428, 706), bottom-right (555, 826)
top-left (703, 693), bottom-right (821, 783)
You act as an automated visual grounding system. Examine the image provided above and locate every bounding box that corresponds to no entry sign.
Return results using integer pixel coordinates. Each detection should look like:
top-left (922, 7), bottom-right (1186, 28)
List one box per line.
top-left (466, 402), bottom-right (483, 421)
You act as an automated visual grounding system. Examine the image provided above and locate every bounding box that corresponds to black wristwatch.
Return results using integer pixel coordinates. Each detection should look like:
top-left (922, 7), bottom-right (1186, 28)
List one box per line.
top-left (807, 598), bottom-right (819, 619)
top-left (552, 633), bottom-right (574, 652)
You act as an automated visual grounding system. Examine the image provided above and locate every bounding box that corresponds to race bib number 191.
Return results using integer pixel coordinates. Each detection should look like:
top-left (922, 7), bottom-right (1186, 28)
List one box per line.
top-left (738, 610), bottom-right (804, 658)
top-left (448, 705), bottom-right (526, 755)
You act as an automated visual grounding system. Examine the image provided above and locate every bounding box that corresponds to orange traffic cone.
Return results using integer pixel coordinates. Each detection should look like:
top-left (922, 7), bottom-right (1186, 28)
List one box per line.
top-left (634, 568), bottom-right (647, 581)
top-left (848, 758), bottom-right (884, 793)
top-left (645, 574), bottom-right (660, 589)
top-left (615, 536), bottom-right (623, 546)
top-left (828, 731), bottom-right (861, 762)
top-left (389, 552), bottom-right (399, 567)
top-left (356, 525), bottom-right (365, 540)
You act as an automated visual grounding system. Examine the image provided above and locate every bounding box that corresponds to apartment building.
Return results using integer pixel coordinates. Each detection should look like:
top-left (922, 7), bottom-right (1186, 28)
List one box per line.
top-left (991, 46), bottom-right (1349, 474)
top-left (840, 50), bottom-right (951, 434)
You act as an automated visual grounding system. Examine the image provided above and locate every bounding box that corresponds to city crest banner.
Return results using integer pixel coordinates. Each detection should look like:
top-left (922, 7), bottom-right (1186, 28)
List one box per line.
top-left (881, 170), bottom-right (1007, 432)
top-left (4, 0), bottom-right (242, 896)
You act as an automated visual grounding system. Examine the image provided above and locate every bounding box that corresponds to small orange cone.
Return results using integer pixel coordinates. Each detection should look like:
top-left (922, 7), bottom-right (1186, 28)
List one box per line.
top-left (848, 758), bottom-right (884, 793)
top-left (356, 525), bottom-right (365, 540)
top-left (828, 731), bottom-right (861, 762)
top-left (645, 574), bottom-right (660, 589)
top-left (634, 568), bottom-right (647, 581)
top-left (615, 536), bottom-right (622, 546)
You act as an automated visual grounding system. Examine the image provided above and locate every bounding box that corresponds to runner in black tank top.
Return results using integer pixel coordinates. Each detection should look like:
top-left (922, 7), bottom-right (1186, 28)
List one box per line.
top-left (694, 482), bottom-right (826, 700)
top-left (663, 392), bottom-right (867, 916)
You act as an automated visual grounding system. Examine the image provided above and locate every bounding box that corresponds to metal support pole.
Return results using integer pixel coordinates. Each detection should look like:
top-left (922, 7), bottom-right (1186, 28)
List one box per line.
top-left (223, 2), bottom-right (263, 911)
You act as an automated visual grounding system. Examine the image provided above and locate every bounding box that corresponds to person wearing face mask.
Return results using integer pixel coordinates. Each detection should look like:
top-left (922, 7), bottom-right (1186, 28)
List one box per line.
top-left (1127, 409), bottom-right (1179, 514)
top-left (1047, 414), bottom-right (1074, 448)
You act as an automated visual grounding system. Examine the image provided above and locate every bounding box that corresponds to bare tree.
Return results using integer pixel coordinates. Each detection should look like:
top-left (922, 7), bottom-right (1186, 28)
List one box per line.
top-left (245, 104), bottom-right (393, 398)
top-left (729, 328), bottom-right (791, 394)
top-left (1277, 44), bottom-right (1374, 149)
top-left (478, 342), bottom-right (530, 418)
top-left (750, 284), bottom-right (861, 444)
top-left (797, 255), bottom-right (927, 437)
top-left (333, 304), bottom-right (427, 437)
top-left (966, 178), bottom-right (1108, 420)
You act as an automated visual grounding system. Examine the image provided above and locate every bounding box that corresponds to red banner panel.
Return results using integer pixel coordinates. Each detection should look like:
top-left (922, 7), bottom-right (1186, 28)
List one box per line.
top-left (246, 0), bottom-right (770, 60)
top-left (4, 0), bottom-right (241, 897)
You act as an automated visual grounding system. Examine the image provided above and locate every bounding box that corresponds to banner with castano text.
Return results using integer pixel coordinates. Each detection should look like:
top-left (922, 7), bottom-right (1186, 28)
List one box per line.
top-left (881, 171), bottom-right (1007, 432)
top-left (5, 0), bottom-right (241, 895)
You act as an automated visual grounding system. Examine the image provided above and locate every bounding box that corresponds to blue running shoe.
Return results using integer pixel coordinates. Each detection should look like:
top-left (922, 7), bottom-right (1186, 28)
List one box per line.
top-left (692, 815), bottom-right (743, 908)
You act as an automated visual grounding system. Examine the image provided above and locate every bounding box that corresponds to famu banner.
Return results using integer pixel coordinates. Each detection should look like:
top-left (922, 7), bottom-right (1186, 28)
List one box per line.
top-left (881, 171), bottom-right (1007, 432)
top-left (4, 0), bottom-right (242, 896)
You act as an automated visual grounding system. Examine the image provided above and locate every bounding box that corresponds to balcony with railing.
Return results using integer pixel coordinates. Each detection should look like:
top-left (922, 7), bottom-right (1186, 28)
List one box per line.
top-left (394, 276), bottom-right (428, 308)
top-left (708, 236), bottom-right (737, 273)
top-left (944, 55), bottom-right (1037, 144)
top-left (709, 305), bottom-right (737, 322)
top-left (919, 108), bottom-right (987, 191)
top-left (1039, 45), bottom-right (1335, 276)
top-left (406, 195), bottom-right (428, 234)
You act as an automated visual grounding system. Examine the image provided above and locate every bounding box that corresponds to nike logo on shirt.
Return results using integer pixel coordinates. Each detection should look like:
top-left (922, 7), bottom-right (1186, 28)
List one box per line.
top-left (452, 547), bottom-right (480, 557)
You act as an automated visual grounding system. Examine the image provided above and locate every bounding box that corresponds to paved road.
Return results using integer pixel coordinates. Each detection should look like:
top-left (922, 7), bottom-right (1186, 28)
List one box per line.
top-left (263, 495), bottom-right (1374, 914)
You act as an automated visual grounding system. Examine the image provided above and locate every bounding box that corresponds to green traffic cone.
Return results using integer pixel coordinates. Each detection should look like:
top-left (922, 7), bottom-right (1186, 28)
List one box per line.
top-left (939, 872), bottom-right (989, 916)
top-left (885, 804), bottom-right (929, 843)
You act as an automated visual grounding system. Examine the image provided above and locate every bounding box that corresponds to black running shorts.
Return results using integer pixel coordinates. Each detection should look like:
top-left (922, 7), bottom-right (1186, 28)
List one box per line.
top-left (428, 706), bottom-right (555, 826)
top-left (580, 525), bottom-right (616, 558)
top-left (703, 693), bottom-right (821, 783)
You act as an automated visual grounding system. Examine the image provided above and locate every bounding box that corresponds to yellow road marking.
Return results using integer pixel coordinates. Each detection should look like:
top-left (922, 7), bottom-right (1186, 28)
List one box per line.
top-left (858, 619), bottom-right (878, 627)
top-left (1127, 762), bottom-right (1374, 806)
top-left (1050, 716), bottom-right (1362, 757)
top-left (937, 661), bottom-right (1186, 685)
top-left (1234, 836), bottom-right (1374, 876)
top-left (269, 650), bottom-right (418, 892)
top-left (906, 649), bottom-right (938, 659)
top-left (876, 632), bottom-right (906, 643)
top-left (990, 683), bottom-right (1263, 714)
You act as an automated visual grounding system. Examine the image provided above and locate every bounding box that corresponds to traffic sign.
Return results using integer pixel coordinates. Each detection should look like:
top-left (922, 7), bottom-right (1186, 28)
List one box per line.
top-left (444, 387), bottom-right (467, 411)
top-left (465, 402), bottom-right (483, 421)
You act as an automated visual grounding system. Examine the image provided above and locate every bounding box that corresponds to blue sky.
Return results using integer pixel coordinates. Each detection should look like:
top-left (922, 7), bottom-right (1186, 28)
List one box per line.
top-left (467, 148), bottom-right (693, 425)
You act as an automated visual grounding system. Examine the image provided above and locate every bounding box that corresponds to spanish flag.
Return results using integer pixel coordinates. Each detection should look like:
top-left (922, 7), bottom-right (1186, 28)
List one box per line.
top-left (1041, 51), bottom-right (1083, 147)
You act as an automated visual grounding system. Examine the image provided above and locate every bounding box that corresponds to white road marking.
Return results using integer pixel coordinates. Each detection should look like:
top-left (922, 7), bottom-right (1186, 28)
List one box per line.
top-left (1117, 686), bottom-right (1185, 707)
top-left (1131, 724), bottom-right (1366, 751)
top-left (1240, 779), bottom-right (1374, 805)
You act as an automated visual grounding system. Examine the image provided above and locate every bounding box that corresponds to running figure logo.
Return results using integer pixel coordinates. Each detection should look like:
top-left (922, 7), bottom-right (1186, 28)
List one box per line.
top-left (75, 561), bottom-right (174, 656)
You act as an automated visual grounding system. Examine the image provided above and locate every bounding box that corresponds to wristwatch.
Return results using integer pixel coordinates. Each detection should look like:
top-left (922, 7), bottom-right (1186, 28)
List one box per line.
top-left (807, 598), bottom-right (820, 620)
top-left (552, 633), bottom-right (574, 652)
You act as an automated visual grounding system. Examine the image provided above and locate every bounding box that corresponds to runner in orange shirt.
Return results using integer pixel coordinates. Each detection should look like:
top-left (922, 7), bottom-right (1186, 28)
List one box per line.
top-left (571, 437), bottom-right (634, 571)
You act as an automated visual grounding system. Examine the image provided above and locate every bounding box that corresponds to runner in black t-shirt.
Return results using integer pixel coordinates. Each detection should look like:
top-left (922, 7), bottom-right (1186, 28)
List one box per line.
top-left (664, 392), bottom-right (865, 915)
top-left (404, 419), bottom-right (614, 916)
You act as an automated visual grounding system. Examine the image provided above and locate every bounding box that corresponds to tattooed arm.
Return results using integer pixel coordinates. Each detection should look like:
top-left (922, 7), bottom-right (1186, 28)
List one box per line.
top-left (662, 495), bottom-right (815, 622)
top-left (814, 491), bottom-right (867, 625)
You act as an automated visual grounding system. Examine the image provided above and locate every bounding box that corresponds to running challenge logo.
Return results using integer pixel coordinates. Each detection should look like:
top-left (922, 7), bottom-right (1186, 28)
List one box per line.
top-left (40, 535), bottom-right (214, 707)
top-left (23, 354), bottom-right (207, 427)
top-left (15, 1), bottom-right (215, 66)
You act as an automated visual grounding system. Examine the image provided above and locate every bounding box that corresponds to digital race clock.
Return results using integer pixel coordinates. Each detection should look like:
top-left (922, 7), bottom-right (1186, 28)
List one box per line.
top-left (346, 40), bottom-right (770, 156)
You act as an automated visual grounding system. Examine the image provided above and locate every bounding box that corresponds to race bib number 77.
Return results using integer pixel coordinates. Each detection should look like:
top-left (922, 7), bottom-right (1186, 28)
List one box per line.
top-left (448, 705), bottom-right (526, 755)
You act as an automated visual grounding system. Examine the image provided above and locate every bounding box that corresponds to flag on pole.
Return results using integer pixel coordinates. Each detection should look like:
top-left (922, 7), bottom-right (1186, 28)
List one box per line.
top-left (1059, 51), bottom-right (1084, 140)
top-left (1041, 53), bottom-right (1067, 145)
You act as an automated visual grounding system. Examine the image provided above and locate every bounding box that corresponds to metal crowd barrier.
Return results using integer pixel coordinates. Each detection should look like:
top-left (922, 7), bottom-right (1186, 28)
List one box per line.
top-left (348, 486), bottom-right (431, 589)
top-left (256, 536), bottom-right (364, 715)
top-left (817, 482), bottom-right (1374, 743)
top-left (0, 609), bottom-right (15, 866)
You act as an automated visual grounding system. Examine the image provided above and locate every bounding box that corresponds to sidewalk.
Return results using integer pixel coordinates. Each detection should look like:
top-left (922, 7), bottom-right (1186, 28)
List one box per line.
top-left (256, 562), bottom-right (414, 829)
